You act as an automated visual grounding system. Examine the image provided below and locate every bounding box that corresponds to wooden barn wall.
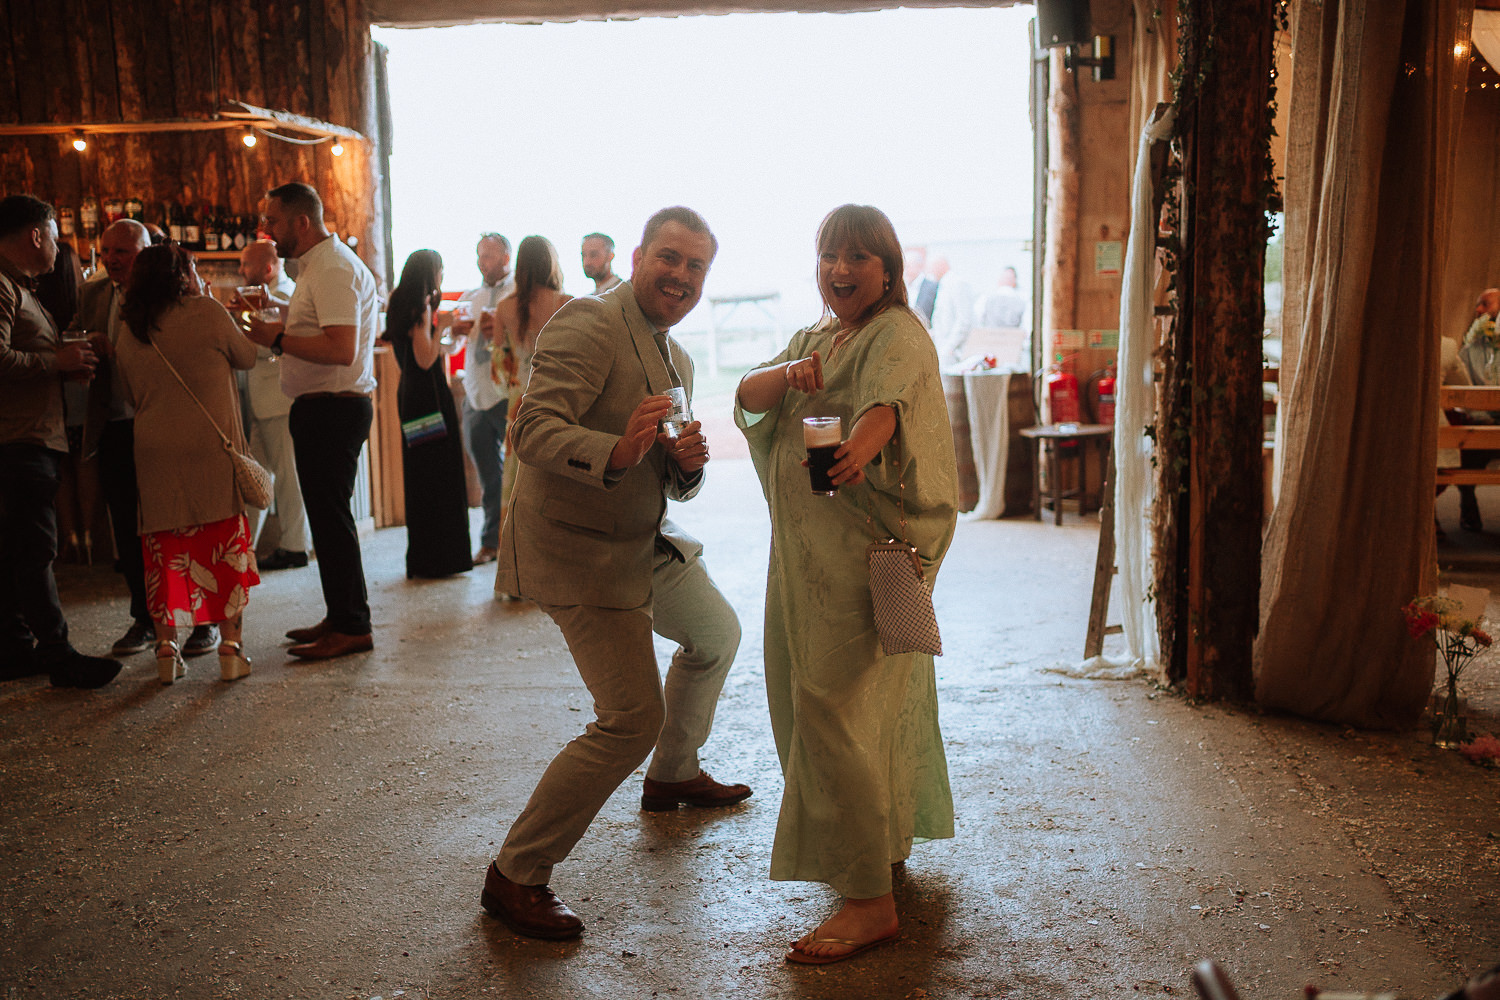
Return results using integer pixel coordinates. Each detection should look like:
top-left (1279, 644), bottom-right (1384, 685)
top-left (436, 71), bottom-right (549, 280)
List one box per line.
top-left (0, 0), bottom-right (382, 282)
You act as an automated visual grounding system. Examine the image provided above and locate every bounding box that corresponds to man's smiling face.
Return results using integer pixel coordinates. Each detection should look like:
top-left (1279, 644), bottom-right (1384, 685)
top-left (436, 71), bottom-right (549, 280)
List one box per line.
top-left (630, 221), bottom-right (715, 329)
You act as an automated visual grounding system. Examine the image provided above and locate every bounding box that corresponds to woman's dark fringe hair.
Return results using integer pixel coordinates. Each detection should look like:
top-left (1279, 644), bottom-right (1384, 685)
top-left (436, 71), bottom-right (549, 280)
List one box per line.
top-left (122, 242), bottom-right (196, 345)
top-left (812, 204), bottom-right (912, 334)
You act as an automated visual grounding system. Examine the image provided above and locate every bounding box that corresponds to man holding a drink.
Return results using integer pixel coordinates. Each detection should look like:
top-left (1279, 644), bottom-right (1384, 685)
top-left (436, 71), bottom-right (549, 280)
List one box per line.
top-left (483, 207), bottom-right (749, 941)
top-left (0, 194), bottom-right (119, 687)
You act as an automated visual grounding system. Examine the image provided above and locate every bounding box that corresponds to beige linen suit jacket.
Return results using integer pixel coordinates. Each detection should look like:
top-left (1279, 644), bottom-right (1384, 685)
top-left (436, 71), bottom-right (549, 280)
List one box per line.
top-left (497, 281), bottom-right (703, 609)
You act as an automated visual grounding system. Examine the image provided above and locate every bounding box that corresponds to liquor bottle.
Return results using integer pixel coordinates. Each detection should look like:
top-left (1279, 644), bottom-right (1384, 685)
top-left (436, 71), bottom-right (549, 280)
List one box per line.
top-left (79, 196), bottom-right (100, 241)
top-left (59, 206), bottom-right (77, 241)
top-left (165, 201), bottom-right (183, 244)
top-left (103, 198), bottom-right (123, 224)
top-left (203, 207), bottom-right (220, 252)
top-left (125, 196), bottom-right (144, 221)
top-left (232, 215), bottom-right (249, 251)
top-left (183, 204), bottom-right (201, 249)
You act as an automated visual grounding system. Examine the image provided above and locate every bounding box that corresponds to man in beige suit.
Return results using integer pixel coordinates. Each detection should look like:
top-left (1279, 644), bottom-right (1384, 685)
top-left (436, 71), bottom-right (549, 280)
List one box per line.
top-left (483, 207), bottom-right (749, 941)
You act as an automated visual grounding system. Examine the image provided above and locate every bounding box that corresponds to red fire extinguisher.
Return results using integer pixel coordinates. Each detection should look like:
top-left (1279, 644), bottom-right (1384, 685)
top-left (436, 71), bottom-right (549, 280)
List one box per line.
top-left (1096, 366), bottom-right (1117, 425)
top-left (1047, 355), bottom-right (1081, 425)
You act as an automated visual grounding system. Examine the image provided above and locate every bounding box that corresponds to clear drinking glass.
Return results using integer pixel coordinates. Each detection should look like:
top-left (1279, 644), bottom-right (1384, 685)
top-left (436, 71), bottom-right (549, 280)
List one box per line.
top-left (662, 386), bottom-right (692, 440)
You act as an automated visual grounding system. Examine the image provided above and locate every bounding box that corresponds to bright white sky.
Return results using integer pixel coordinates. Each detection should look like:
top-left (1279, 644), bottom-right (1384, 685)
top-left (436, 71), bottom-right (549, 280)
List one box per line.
top-left (372, 6), bottom-right (1035, 334)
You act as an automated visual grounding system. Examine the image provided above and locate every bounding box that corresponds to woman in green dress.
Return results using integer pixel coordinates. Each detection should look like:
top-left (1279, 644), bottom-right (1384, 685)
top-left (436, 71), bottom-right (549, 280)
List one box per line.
top-left (736, 204), bottom-right (958, 965)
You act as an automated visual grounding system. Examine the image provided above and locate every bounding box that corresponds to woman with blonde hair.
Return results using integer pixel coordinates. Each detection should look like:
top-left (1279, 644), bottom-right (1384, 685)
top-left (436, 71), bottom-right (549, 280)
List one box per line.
top-left (736, 204), bottom-right (958, 965)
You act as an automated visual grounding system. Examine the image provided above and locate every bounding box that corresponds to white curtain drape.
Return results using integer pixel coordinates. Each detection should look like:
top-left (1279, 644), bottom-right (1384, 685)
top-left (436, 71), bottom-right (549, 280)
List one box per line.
top-left (1108, 107), bottom-right (1176, 677)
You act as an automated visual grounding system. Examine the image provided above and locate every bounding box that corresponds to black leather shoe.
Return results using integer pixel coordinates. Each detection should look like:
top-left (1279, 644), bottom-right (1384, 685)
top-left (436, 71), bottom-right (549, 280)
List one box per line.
top-left (641, 770), bottom-right (753, 811)
top-left (480, 863), bottom-right (583, 940)
top-left (183, 624), bottom-right (220, 658)
top-left (46, 649), bottom-right (122, 689)
top-left (259, 548), bottom-right (309, 571)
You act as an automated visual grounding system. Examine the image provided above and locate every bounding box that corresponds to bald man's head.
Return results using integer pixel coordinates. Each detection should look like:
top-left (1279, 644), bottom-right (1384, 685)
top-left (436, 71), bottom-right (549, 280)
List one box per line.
top-left (100, 219), bottom-right (150, 285)
top-left (239, 240), bottom-right (282, 286)
top-left (1478, 288), bottom-right (1500, 322)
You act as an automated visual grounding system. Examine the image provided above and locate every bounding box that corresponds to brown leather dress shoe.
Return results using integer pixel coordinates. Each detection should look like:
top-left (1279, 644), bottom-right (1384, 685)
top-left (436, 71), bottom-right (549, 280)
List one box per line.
top-left (287, 631), bottom-right (373, 661)
top-left (480, 863), bottom-right (583, 940)
top-left (285, 620), bottom-right (330, 643)
top-left (641, 770), bottom-right (753, 812)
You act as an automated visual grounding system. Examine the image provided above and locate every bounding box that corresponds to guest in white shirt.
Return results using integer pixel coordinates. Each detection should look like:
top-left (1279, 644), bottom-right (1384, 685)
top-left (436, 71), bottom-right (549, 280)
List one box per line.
top-left (925, 256), bottom-right (974, 365)
top-left (236, 240), bottom-right (307, 571)
top-left (453, 233), bottom-right (513, 565)
top-left (244, 182), bottom-right (380, 661)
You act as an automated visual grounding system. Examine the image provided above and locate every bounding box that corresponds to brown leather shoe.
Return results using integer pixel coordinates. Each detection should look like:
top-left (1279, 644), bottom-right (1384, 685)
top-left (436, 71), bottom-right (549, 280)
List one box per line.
top-left (285, 620), bottom-right (330, 643)
top-left (641, 770), bottom-right (752, 812)
top-left (287, 631), bottom-right (373, 661)
top-left (472, 546), bottom-right (498, 565)
top-left (480, 863), bottom-right (583, 940)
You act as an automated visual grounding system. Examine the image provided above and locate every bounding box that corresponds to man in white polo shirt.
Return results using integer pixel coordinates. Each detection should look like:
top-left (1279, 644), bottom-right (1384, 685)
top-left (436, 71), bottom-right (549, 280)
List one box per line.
top-left (244, 182), bottom-right (380, 661)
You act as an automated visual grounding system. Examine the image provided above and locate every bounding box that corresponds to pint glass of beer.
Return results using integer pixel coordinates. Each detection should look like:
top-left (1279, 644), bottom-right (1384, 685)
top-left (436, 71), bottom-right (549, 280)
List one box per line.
top-left (803, 416), bottom-right (842, 495)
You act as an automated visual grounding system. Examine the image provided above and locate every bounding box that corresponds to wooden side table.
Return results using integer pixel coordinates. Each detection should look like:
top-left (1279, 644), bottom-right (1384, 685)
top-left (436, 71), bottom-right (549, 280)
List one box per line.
top-left (1018, 423), bottom-right (1113, 525)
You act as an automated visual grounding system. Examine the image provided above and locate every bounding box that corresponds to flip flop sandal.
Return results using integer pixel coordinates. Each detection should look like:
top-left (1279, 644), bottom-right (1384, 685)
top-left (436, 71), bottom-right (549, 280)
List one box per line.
top-left (785, 931), bottom-right (899, 966)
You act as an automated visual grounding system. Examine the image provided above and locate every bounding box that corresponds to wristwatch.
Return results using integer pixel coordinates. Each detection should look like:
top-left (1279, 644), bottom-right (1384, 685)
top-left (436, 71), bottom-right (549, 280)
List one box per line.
top-left (271, 332), bottom-right (285, 357)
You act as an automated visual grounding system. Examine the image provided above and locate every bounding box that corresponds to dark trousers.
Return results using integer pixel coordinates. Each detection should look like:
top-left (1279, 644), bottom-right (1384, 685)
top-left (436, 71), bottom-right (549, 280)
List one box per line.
top-left (0, 443), bottom-right (69, 655)
top-left (289, 395), bottom-right (373, 636)
top-left (97, 419), bottom-right (149, 625)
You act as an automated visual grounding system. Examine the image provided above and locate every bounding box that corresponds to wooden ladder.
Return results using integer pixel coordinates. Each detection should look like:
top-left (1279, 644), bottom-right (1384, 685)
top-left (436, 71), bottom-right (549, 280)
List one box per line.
top-left (1084, 443), bottom-right (1123, 659)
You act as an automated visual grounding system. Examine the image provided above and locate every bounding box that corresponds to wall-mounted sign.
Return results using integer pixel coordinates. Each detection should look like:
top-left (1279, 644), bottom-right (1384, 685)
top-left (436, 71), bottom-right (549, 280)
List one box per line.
top-left (1053, 329), bottom-right (1085, 349)
top-left (1095, 240), bottom-right (1123, 275)
top-left (1087, 329), bottom-right (1120, 349)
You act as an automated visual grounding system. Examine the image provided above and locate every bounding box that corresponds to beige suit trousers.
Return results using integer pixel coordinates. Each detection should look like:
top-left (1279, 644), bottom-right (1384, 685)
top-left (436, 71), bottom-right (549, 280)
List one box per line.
top-left (496, 545), bottom-right (740, 885)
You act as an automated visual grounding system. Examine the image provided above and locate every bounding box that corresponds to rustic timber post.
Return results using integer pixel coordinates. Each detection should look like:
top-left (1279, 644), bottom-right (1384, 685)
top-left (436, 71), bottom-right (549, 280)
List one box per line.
top-left (1171, 0), bottom-right (1276, 699)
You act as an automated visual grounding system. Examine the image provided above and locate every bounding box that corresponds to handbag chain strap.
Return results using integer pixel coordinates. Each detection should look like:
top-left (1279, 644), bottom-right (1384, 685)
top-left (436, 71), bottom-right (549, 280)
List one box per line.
top-left (150, 340), bottom-right (238, 454)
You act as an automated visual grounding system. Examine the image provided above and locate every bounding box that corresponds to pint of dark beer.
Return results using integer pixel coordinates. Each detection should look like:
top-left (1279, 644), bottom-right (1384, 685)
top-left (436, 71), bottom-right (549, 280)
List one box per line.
top-left (803, 416), bottom-right (842, 495)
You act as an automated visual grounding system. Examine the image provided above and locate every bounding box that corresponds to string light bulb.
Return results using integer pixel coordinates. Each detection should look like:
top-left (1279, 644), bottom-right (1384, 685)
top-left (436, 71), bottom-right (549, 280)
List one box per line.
top-left (241, 129), bottom-right (257, 148)
top-left (71, 132), bottom-right (87, 152)
top-left (330, 141), bottom-right (344, 156)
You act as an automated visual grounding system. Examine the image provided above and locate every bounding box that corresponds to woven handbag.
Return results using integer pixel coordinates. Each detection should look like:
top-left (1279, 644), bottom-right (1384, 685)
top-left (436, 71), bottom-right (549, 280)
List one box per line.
top-left (864, 434), bottom-right (942, 656)
top-left (151, 341), bottom-right (272, 510)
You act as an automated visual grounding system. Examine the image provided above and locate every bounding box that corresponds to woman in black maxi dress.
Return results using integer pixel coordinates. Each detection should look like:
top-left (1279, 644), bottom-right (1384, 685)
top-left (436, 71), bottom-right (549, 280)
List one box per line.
top-left (386, 250), bottom-right (473, 579)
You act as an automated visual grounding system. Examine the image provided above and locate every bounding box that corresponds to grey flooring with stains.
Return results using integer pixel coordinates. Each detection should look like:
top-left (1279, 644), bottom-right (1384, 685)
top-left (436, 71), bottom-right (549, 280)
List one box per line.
top-left (1, 459), bottom-right (1497, 999)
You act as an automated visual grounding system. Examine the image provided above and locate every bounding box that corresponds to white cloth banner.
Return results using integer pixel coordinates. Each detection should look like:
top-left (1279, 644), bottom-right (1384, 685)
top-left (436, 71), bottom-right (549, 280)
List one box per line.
top-left (1108, 105), bottom-right (1176, 677)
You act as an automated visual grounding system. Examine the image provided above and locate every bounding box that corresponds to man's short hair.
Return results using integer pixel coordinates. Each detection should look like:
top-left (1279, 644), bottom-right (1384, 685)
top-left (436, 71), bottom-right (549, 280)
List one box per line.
top-left (266, 182), bottom-right (324, 223)
top-left (640, 207), bottom-right (717, 260)
top-left (0, 195), bottom-right (55, 241)
top-left (479, 232), bottom-right (512, 254)
top-left (582, 232), bottom-right (615, 252)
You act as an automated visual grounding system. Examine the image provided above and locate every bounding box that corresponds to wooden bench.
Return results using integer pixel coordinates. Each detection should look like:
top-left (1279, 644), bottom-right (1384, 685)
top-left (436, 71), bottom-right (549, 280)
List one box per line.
top-left (1437, 385), bottom-right (1500, 486)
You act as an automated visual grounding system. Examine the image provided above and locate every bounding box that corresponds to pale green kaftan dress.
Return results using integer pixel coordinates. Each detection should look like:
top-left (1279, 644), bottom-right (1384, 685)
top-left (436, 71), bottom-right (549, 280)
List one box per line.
top-left (736, 306), bottom-right (959, 899)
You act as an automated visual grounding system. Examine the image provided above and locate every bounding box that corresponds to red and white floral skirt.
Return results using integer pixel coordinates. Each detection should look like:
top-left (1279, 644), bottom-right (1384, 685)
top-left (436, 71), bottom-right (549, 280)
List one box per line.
top-left (141, 515), bottom-right (260, 629)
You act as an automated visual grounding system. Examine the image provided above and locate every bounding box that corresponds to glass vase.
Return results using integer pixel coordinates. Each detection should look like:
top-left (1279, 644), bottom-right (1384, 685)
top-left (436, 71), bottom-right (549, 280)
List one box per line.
top-left (1431, 673), bottom-right (1469, 748)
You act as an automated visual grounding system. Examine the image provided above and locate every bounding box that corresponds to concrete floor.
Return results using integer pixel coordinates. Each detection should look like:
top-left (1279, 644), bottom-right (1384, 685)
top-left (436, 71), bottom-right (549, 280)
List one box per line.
top-left (3, 459), bottom-right (1498, 1000)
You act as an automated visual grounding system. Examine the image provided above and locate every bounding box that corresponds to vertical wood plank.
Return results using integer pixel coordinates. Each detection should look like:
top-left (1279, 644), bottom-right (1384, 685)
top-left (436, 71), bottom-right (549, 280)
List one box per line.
top-left (307, 0), bottom-right (331, 122)
top-left (137, 0), bottom-right (180, 118)
top-left (110, 0), bottom-right (146, 120)
top-left (324, 0), bottom-right (354, 128)
top-left (178, 0), bottom-right (218, 114)
top-left (9, 0), bottom-right (49, 122)
top-left (0, 2), bottom-right (20, 124)
top-left (209, 2), bottom-right (236, 109)
top-left (82, 0), bottom-right (122, 122)
top-left (283, 0), bottom-right (313, 116)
